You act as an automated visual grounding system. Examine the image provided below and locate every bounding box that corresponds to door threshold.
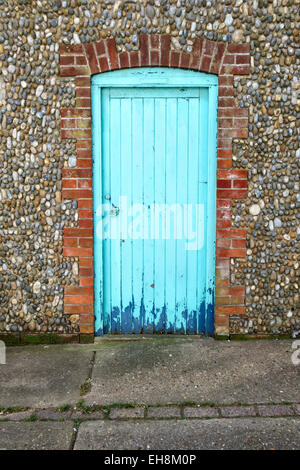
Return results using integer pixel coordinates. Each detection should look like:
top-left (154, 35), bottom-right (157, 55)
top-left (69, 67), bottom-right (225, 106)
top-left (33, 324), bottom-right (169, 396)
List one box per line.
top-left (94, 334), bottom-right (211, 342)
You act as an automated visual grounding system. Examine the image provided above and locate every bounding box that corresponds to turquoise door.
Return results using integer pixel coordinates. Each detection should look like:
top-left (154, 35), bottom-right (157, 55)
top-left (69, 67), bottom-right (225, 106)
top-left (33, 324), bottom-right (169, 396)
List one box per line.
top-left (92, 68), bottom-right (218, 336)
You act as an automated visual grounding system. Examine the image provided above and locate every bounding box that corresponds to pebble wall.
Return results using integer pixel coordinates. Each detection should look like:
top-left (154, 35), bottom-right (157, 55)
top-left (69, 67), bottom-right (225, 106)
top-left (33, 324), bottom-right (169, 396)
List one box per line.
top-left (0, 0), bottom-right (299, 337)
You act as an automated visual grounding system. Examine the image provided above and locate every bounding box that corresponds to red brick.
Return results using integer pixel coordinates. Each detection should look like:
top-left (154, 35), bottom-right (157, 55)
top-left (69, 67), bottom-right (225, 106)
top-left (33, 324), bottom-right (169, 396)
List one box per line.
top-left (150, 35), bottom-right (159, 49)
top-left (215, 305), bottom-right (246, 315)
top-left (218, 75), bottom-right (233, 86)
top-left (80, 277), bottom-right (94, 286)
top-left (78, 159), bottom-right (92, 168)
top-left (76, 87), bottom-right (91, 98)
top-left (160, 35), bottom-right (171, 66)
top-left (232, 239), bottom-right (246, 248)
top-left (64, 227), bottom-right (93, 237)
top-left (217, 219), bottom-right (231, 229)
top-left (200, 55), bottom-right (211, 72)
top-left (77, 139), bottom-right (92, 149)
top-left (64, 237), bottom-right (77, 246)
top-left (204, 39), bottom-right (215, 56)
top-left (218, 117), bottom-right (233, 128)
top-left (78, 179), bottom-right (92, 189)
top-left (60, 66), bottom-right (89, 77)
top-left (129, 51), bottom-right (140, 68)
top-left (233, 108), bottom-right (249, 117)
top-left (63, 247), bottom-right (93, 257)
top-left (79, 219), bottom-right (93, 228)
top-left (217, 208), bottom-right (231, 219)
top-left (84, 43), bottom-right (100, 74)
top-left (64, 295), bottom-right (93, 305)
top-left (62, 168), bottom-right (92, 178)
top-left (217, 169), bottom-right (248, 179)
top-left (170, 51), bottom-right (180, 67)
top-left (233, 117), bottom-right (248, 128)
top-left (217, 238), bottom-right (231, 248)
top-left (235, 55), bottom-right (249, 65)
top-left (80, 325), bottom-right (94, 334)
top-left (140, 34), bottom-right (150, 66)
top-left (79, 257), bottom-right (93, 267)
top-left (216, 229), bottom-right (246, 239)
top-left (217, 200), bottom-right (231, 208)
top-left (217, 138), bottom-right (232, 150)
top-left (217, 179), bottom-right (231, 188)
top-left (215, 314), bottom-right (229, 326)
top-left (217, 159), bottom-right (232, 169)
top-left (76, 98), bottom-right (91, 108)
top-left (217, 189), bottom-right (247, 199)
top-left (216, 248), bottom-right (246, 258)
top-left (79, 267), bottom-right (94, 277)
top-left (60, 56), bottom-right (75, 66)
top-left (76, 56), bottom-right (88, 66)
top-left (99, 56), bottom-right (109, 72)
top-left (78, 209), bottom-right (93, 218)
top-left (216, 286), bottom-right (245, 296)
top-left (65, 305), bottom-right (94, 314)
top-left (190, 55), bottom-right (200, 70)
top-left (62, 189), bottom-right (92, 199)
top-left (180, 52), bottom-right (191, 69)
top-left (223, 54), bottom-right (235, 64)
top-left (219, 87), bottom-right (233, 97)
top-left (77, 148), bottom-right (92, 158)
top-left (231, 65), bottom-right (250, 75)
top-left (150, 50), bottom-right (159, 66)
top-left (79, 238), bottom-right (93, 247)
top-left (119, 51), bottom-right (129, 68)
top-left (106, 38), bottom-right (119, 70)
top-left (218, 97), bottom-right (234, 107)
top-left (62, 179), bottom-right (77, 189)
top-left (233, 180), bottom-right (248, 189)
top-left (76, 77), bottom-right (91, 87)
top-left (61, 118), bottom-right (76, 129)
top-left (214, 42), bottom-right (226, 63)
top-left (65, 286), bottom-right (93, 295)
top-left (95, 40), bottom-right (105, 56)
top-left (78, 199), bottom-right (93, 209)
top-left (193, 37), bottom-right (204, 57)
top-left (227, 44), bottom-right (250, 54)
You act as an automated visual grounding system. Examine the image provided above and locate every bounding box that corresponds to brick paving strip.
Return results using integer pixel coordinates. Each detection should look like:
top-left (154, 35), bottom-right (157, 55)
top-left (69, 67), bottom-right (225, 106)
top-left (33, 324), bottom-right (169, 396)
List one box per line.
top-left (0, 403), bottom-right (299, 421)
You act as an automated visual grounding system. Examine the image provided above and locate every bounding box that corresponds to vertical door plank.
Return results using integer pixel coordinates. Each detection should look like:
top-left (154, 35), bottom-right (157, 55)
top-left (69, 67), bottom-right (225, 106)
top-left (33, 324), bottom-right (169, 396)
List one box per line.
top-left (102, 89), bottom-right (111, 333)
top-left (165, 98), bottom-right (177, 332)
top-left (143, 98), bottom-right (155, 333)
top-left (175, 98), bottom-right (188, 333)
top-left (153, 98), bottom-right (167, 331)
top-left (131, 98), bottom-right (144, 333)
top-left (186, 98), bottom-right (200, 334)
top-left (109, 97), bottom-right (122, 333)
top-left (120, 98), bottom-right (133, 333)
top-left (197, 89), bottom-right (209, 334)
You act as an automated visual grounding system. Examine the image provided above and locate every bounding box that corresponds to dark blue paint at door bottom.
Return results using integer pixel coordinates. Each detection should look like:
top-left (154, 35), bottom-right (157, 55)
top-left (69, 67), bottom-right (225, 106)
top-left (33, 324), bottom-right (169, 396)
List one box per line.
top-left (95, 292), bottom-right (215, 337)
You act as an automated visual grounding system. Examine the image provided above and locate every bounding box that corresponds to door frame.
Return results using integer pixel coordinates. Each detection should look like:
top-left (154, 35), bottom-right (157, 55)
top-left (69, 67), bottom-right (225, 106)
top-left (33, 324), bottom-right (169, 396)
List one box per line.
top-left (91, 67), bottom-right (218, 336)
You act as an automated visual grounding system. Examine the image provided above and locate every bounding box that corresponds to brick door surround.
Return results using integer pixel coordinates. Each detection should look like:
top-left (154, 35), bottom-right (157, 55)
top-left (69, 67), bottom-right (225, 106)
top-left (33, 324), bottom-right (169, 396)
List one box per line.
top-left (59, 34), bottom-right (250, 337)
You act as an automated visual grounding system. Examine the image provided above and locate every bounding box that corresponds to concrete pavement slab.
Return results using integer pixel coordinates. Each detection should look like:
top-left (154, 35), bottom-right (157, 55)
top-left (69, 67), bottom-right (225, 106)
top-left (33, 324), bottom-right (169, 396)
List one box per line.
top-left (0, 344), bottom-right (94, 408)
top-left (74, 417), bottom-right (300, 450)
top-left (85, 337), bottom-right (299, 405)
top-left (0, 421), bottom-right (74, 450)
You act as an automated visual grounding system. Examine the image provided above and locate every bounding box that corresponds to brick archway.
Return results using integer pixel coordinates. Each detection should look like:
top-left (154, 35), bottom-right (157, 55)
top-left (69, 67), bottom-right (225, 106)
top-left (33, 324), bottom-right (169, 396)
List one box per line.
top-left (59, 35), bottom-right (250, 338)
